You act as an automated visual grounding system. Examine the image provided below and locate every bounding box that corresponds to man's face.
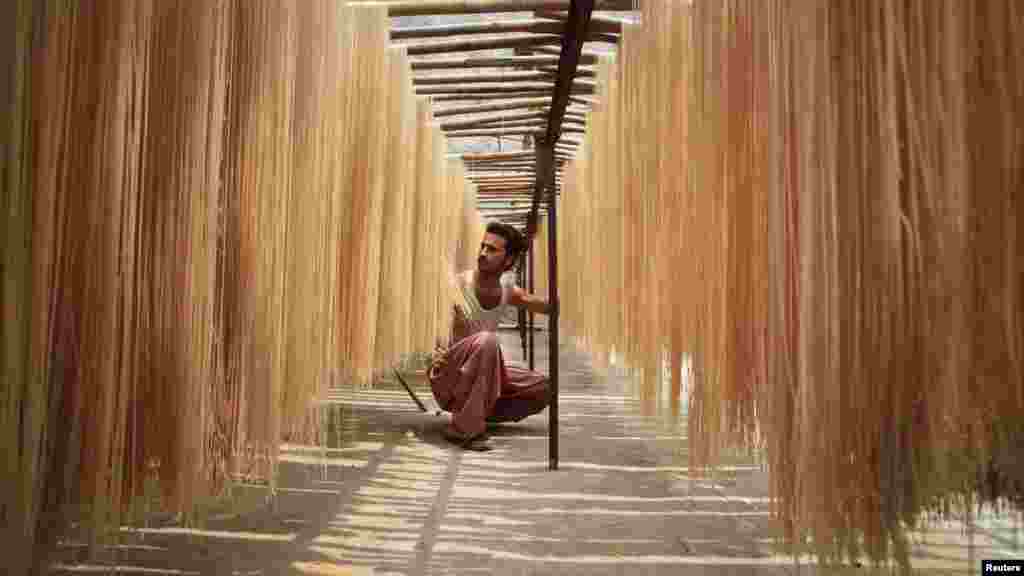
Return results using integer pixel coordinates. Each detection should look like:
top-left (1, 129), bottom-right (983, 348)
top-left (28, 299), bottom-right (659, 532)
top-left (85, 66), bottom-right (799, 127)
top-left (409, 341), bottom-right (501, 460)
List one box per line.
top-left (477, 233), bottom-right (510, 274)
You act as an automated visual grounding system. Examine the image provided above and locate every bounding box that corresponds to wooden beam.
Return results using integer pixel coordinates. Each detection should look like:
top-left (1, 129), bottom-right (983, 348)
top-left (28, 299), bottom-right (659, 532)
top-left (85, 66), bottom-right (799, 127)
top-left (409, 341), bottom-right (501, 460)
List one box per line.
top-left (408, 54), bottom-right (598, 70)
top-left (392, 19), bottom-right (564, 40)
top-left (476, 177), bottom-right (564, 184)
top-left (413, 71), bottom-right (553, 85)
top-left (459, 150), bottom-right (533, 161)
top-left (429, 92), bottom-right (554, 102)
top-left (472, 171), bottom-right (559, 177)
top-left (419, 83), bottom-right (549, 94)
top-left (465, 163), bottom-right (567, 171)
top-left (479, 191), bottom-right (558, 195)
top-left (433, 98), bottom-right (552, 117)
top-left (479, 199), bottom-right (558, 204)
top-left (473, 176), bottom-right (563, 182)
top-left (569, 96), bottom-right (596, 107)
top-left (589, 33), bottom-right (620, 44)
top-left (402, 34), bottom-right (561, 56)
top-left (463, 161), bottom-right (545, 167)
top-left (462, 154), bottom-right (568, 160)
top-left (540, 65), bottom-right (595, 78)
top-left (413, 74), bottom-right (595, 92)
top-left (446, 128), bottom-right (543, 138)
top-left (457, 151), bottom-right (571, 162)
top-left (478, 191), bottom-right (562, 197)
top-left (477, 197), bottom-right (560, 203)
top-left (432, 99), bottom-right (589, 118)
top-left (352, 0), bottom-right (636, 17)
top-left (478, 190), bottom-right (562, 196)
top-left (477, 185), bottom-right (563, 192)
top-left (417, 83), bottom-right (594, 96)
top-left (469, 173), bottom-right (538, 178)
top-left (534, 10), bottom-right (626, 34)
top-left (466, 164), bottom-right (567, 171)
top-left (440, 111), bottom-right (547, 130)
top-left (542, 2), bottom-right (593, 145)
top-left (448, 119), bottom-right (548, 131)
top-left (461, 116), bottom-right (584, 129)
top-left (474, 178), bottom-right (563, 185)
top-left (395, 21), bottom-right (613, 43)
top-left (449, 113), bottom-right (578, 130)
top-left (471, 171), bottom-right (562, 178)
top-left (531, 45), bottom-right (604, 59)
top-left (447, 127), bottom-right (583, 138)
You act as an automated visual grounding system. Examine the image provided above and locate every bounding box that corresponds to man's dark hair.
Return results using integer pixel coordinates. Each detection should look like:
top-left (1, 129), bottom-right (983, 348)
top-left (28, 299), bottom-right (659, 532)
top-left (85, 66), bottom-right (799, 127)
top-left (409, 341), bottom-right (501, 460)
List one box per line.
top-left (486, 221), bottom-right (526, 266)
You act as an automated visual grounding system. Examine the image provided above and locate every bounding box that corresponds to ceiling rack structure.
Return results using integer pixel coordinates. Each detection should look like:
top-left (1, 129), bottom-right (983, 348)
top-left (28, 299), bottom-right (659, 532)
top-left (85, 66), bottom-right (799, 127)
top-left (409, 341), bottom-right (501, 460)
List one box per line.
top-left (348, 0), bottom-right (638, 472)
top-left (349, 0), bottom-right (635, 229)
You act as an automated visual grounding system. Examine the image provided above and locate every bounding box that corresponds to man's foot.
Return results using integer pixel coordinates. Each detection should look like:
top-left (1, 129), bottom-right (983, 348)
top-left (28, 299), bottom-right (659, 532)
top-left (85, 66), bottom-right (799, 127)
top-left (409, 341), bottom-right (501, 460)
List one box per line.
top-left (443, 427), bottom-right (493, 452)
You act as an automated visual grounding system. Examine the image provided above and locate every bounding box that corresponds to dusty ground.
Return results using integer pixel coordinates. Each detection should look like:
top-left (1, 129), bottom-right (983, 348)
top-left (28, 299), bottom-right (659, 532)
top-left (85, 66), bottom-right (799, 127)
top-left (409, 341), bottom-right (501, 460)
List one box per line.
top-left (49, 332), bottom-right (1019, 575)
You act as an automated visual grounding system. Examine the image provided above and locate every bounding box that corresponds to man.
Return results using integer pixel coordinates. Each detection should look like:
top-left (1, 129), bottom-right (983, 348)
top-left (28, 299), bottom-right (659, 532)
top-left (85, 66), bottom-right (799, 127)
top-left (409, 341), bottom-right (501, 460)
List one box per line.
top-left (429, 222), bottom-right (557, 451)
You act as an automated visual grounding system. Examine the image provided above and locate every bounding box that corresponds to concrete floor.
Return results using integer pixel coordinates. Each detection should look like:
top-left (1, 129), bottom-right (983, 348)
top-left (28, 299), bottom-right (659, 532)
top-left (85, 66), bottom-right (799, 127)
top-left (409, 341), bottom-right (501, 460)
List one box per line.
top-left (49, 332), bottom-right (1019, 575)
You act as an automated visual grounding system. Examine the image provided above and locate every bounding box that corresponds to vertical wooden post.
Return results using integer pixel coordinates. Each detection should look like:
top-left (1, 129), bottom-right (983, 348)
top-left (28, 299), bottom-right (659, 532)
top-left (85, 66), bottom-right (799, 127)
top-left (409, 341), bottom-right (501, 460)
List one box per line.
top-left (535, 138), bottom-right (558, 470)
top-left (526, 0), bottom-right (592, 472)
top-left (518, 252), bottom-right (527, 359)
top-left (528, 240), bottom-right (536, 371)
top-left (546, 172), bottom-right (559, 471)
top-left (522, 130), bottom-right (534, 366)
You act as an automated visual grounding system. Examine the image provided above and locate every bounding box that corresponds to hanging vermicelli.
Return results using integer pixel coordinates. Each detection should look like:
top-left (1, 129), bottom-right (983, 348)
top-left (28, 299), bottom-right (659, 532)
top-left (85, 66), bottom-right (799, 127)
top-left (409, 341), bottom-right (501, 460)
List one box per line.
top-left (221, 0), bottom-right (298, 486)
top-left (3, 2), bottom-right (45, 572)
top-left (4, 3), bottom-right (487, 574)
top-left (282, 0), bottom-right (348, 443)
top-left (562, 0), bottom-right (1022, 571)
top-left (376, 48), bottom-right (413, 371)
top-left (342, 6), bottom-right (389, 386)
top-left (13, 0), bottom-right (156, 561)
top-left (394, 54), bottom-right (421, 360)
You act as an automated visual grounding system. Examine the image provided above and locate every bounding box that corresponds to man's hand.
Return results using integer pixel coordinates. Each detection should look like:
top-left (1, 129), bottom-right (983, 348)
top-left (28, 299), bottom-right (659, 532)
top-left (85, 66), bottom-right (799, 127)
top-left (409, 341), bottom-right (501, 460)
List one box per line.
top-left (450, 304), bottom-right (471, 343)
top-left (431, 342), bottom-right (449, 371)
top-left (510, 287), bottom-right (559, 317)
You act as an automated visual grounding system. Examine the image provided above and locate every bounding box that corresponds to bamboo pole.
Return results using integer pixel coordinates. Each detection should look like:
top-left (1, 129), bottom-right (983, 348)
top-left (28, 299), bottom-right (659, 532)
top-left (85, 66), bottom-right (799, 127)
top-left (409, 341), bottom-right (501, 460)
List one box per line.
top-left (429, 91), bottom-right (557, 101)
top-left (350, 0), bottom-right (636, 17)
top-left (540, 65), bottom-right (596, 78)
top-left (534, 10), bottom-right (626, 34)
top-left (402, 34), bottom-right (562, 56)
top-left (530, 45), bottom-right (603, 59)
top-left (392, 19), bottom-right (565, 39)
top-left (435, 104), bottom-right (588, 120)
top-left (447, 129), bottom-right (541, 137)
top-left (448, 119), bottom-right (548, 131)
top-left (444, 117), bottom-right (582, 131)
top-left (440, 111), bottom-right (547, 129)
top-left (417, 84), bottom-right (594, 95)
top-left (410, 54), bottom-right (598, 70)
top-left (434, 98), bottom-right (554, 117)
top-left (414, 71), bottom-right (554, 84)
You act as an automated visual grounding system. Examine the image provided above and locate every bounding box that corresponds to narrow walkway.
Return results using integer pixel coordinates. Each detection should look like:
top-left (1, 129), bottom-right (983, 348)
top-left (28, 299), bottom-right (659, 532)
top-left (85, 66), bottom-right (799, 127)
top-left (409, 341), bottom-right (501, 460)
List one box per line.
top-left (50, 334), bottom-right (1017, 575)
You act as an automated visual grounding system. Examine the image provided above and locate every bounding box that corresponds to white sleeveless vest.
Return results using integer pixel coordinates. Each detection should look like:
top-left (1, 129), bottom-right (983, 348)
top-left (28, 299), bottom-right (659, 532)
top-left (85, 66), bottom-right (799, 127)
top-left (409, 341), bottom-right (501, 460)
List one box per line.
top-left (458, 270), bottom-right (511, 333)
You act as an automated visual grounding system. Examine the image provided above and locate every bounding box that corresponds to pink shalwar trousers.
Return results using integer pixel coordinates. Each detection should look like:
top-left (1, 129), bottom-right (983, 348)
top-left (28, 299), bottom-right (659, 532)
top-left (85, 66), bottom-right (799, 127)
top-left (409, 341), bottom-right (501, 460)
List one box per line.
top-left (428, 331), bottom-right (550, 441)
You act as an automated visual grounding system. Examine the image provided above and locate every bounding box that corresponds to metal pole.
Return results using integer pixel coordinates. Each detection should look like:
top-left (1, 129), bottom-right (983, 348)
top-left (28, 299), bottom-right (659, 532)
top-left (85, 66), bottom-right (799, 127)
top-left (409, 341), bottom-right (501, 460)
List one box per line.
top-left (547, 181), bottom-right (558, 471)
top-left (518, 252), bottom-right (527, 360)
top-left (528, 241), bottom-right (536, 371)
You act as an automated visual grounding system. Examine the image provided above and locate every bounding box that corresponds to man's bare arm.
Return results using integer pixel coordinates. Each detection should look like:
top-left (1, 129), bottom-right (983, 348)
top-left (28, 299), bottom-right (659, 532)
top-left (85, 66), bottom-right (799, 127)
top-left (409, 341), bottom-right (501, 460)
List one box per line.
top-left (508, 287), bottom-right (557, 316)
